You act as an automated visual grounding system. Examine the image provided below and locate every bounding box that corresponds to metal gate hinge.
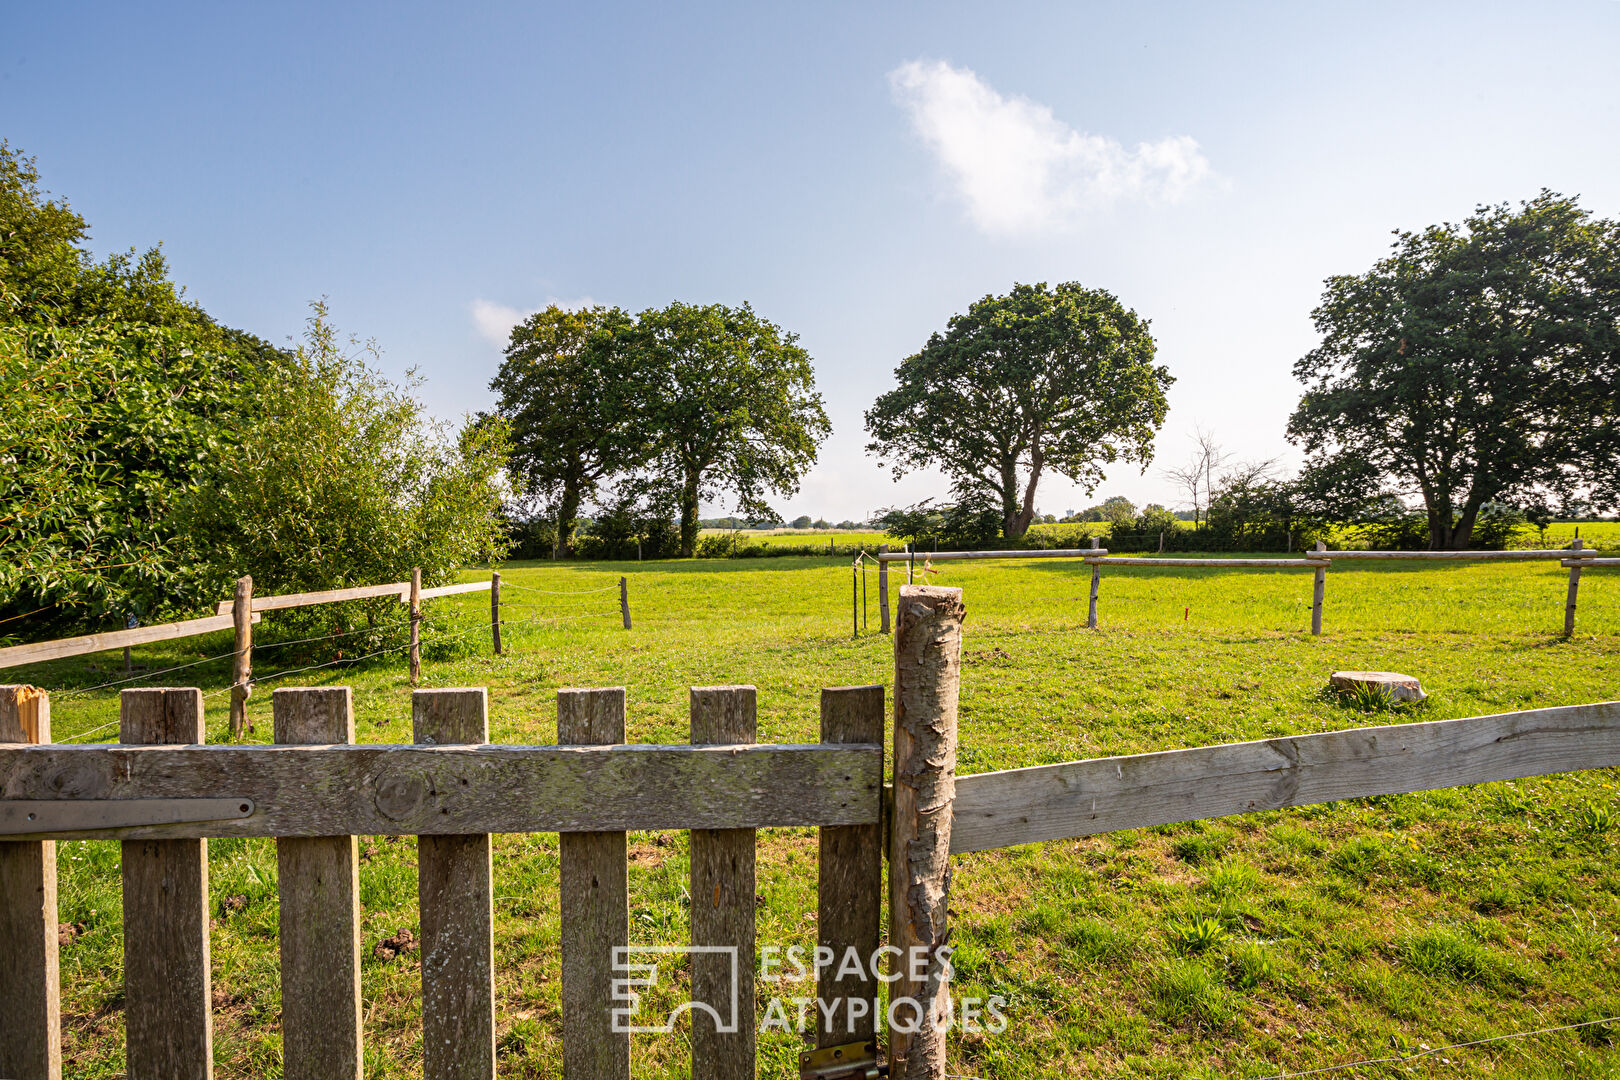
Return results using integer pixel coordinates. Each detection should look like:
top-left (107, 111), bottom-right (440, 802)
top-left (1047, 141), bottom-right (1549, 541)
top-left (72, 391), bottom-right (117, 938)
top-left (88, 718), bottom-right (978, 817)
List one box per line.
top-left (0, 798), bottom-right (255, 836)
top-left (800, 1039), bottom-right (885, 1079)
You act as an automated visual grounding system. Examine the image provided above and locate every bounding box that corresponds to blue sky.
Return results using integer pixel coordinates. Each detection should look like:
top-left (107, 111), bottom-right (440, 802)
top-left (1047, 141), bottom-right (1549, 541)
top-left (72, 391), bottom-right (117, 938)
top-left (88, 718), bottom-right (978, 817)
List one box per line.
top-left (7, 2), bottom-right (1620, 521)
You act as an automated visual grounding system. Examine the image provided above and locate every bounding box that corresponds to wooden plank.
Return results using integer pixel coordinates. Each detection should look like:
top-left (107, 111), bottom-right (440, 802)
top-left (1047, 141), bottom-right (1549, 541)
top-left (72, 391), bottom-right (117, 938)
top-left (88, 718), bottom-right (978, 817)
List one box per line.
top-left (690, 686), bottom-right (757, 1080)
top-left (416, 581), bottom-right (493, 600)
top-left (1081, 557), bottom-right (1330, 569)
top-left (889, 586), bottom-right (964, 1079)
top-left (229, 576), bottom-right (253, 740)
top-left (1563, 558), bottom-right (1620, 567)
top-left (558, 688), bottom-right (630, 1080)
top-left (876, 548), bottom-right (1107, 561)
top-left (816, 685), bottom-right (884, 1049)
top-left (1318, 549), bottom-right (1599, 561)
top-left (274, 687), bottom-right (361, 1080)
top-left (0, 686), bottom-right (60, 1080)
top-left (215, 581), bottom-right (411, 614)
top-left (0, 613), bottom-right (258, 671)
top-left (950, 700), bottom-right (1620, 854)
top-left (0, 743), bottom-right (883, 840)
top-left (120, 687), bottom-right (213, 1080)
top-left (414, 688), bottom-right (495, 1080)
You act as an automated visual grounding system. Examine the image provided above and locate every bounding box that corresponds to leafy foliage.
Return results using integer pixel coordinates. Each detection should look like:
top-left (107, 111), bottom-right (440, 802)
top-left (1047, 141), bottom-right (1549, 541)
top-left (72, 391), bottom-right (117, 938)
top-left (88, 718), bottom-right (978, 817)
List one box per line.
top-left (1288, 192), bottom-right (1620, 549)
top-left (866, 281), bottom-right (1172, 539)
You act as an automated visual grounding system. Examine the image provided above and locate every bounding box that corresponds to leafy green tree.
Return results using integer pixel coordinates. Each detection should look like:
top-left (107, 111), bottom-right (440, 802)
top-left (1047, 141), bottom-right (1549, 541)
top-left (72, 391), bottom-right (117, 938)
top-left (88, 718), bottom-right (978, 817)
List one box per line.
top-left (1099, 495), bottom-right (1137, 526)
top-left (866, 282), bottom-right (1172, 540)
top-left (1288, 193), bottom-right (1620, 549)
top-left (790, 514), bottom-right (813, 529)
top-left (489, 305), bottom-right (643, 556)
top-left (183, 303), bottom-right (510, 605)
top-left (629, 302), bottom-right (829, 557)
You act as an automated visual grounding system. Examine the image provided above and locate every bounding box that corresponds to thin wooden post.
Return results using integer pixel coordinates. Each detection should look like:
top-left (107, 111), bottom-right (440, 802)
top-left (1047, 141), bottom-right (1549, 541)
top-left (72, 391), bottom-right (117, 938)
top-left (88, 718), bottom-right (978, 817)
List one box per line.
top-left (619, 576), bottom-right (632, 630)
top-left (121, 687), bottom-right (213, 1080)
top-left (490, 572), bottom-right (502, 655)
top-left (413, 688), bottom-right (495, 1080)
top-left (229, 575), bottom-right (253, 739)
top-left (889, 586), bottom-right (964, 1079)
top-left (817, 685), bottom-right (885, 1048)
top-left (1088, 562), bottom-right (1100, 630)
top-left (1565, 538), bottom-right (1583, 635)
top-left (274, 687), bottom-right (362, 1080)
top-left (852, 561), bottom-right (859, 638)
top-left (879, 545), bottom-right (892, 634)
top-left (862, 556), bottom-right (868, 632)
top-left (558, 688), bottom-right (630, 1079)
top-left (0, 685), bottom-right (60, 1080)
top-left (409, 567), bottom-right (422, 685)
top-left (907, 544), bottom-right (914, 585)
top-left (1311, 540), bottom-right (1327, 636)
top-left (690, 686), bottom-right (757, 1080)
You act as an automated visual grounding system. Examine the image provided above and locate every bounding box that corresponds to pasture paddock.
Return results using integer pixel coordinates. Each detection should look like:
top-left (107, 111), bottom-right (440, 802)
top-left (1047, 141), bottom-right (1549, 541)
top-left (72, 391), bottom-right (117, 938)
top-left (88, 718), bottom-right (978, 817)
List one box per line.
top-left (7, 557), bottom-right (1620, 1077)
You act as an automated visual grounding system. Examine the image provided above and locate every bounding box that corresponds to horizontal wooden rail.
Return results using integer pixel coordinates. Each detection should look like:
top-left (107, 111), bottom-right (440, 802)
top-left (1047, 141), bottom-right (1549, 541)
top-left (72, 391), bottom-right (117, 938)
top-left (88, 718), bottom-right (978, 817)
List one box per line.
top-left (416, 580), bottom-right (493, 600)
top-left (1564, 558), bottom-right (1620, 567)
top-left (215, 581), bottom-right (411, 614)
top-left (1320, 549), bottom-right (1597, 561)
top-left (1082, 557), bottom-right (1329, 569)
top-left (0, 613), bottom-right (261, 671)
top-left (949, 701), bottom-right (1620, 853)
top-left (0, 742), bottom-right (881, 840)
top-left (876, 548), bottom-right (1108, 561)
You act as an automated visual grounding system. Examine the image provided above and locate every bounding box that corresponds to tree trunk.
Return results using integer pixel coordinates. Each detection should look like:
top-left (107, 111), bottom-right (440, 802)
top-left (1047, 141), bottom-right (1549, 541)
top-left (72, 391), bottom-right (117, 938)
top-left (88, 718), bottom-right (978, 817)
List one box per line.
top-left (998, 458), bottom-right (1022, 538)
top-left (678, 474), bottom-right (701, 558)
top-left (1007, 461), bottom-right (1043, 539)
top-left (554, 481), bottom-right (584, 560)
top-left (1444, 494), bottom-right (1488, 551)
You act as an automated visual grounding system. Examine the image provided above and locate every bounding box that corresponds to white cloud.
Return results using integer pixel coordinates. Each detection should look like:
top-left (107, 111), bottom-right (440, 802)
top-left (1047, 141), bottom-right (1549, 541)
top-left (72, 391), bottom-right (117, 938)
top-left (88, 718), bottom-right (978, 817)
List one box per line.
top-left (889, 59), bottom-right (1213, 235)
top-left (468, 296), bottom-right (598, 347)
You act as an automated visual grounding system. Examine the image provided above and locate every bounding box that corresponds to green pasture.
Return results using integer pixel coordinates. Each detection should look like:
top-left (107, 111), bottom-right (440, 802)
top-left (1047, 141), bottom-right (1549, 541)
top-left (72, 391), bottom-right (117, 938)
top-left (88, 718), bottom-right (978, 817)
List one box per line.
top-left (16, 555), bottom-right (1620, 1078)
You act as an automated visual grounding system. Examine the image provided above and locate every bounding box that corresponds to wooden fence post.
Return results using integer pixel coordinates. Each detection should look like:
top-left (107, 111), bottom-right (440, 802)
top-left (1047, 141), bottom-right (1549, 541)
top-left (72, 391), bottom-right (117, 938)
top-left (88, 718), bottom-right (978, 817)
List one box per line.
top-left (852, 561), bottom-right (859, 638)
top-left (274, 687), bottom-right (362, 1080)
top-left (1311, 541), bottom-right (1327, 636)
top-left (558, 687), bottom-right (630, 1079)
top-left (1088, 561), bottom-right (1101, 630)
top-left (413, 687), bottom-right (495, 1080)
top-left (121, 687), bottom-right (213, 1080)
top-left (690, 686), bottom-right (757, 1080)
top-left (0, 685), bottom-right (60, 1080)
top-left (619, 576), bottom-right (632, 630)
top-left (879, 546), bottom-right (892, 635)
top-left (490, 572), bottom-right (502, 655)
top-left (409, 568), bottom-right (422, 685)
top-left (889, 586), bottom-right (964, 1079)
top-left (817, 685), bottom-right (885, 1049)
top-left (1565, 538), bottom-right (1583, 635)
top-left (229, 575), bottom-right (253, 739)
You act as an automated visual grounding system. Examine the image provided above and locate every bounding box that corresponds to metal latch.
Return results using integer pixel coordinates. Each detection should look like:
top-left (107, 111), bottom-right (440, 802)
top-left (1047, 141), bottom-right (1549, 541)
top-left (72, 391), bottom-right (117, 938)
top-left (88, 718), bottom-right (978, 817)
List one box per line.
top-left (0, 798), bottom-right (256, 836)
top-left (800, 1039), bottom-right (885, 1079)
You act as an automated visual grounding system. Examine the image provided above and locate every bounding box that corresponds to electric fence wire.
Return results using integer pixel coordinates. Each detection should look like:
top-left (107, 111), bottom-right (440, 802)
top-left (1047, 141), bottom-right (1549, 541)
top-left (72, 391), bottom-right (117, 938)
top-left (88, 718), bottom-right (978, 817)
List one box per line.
top-left (497, 582), bottom-right (621, 596)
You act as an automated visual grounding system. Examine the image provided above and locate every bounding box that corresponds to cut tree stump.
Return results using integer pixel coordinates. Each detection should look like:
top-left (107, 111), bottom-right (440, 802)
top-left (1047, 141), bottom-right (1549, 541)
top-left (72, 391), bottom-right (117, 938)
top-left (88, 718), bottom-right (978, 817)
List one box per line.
top-left (1330, 670), bottom-right (1426, 703)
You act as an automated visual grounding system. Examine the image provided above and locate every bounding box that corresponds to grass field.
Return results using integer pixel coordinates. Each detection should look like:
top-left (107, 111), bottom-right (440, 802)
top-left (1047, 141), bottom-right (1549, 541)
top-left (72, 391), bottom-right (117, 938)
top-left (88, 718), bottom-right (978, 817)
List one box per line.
top-left (13, 554), bottom-right (1620, 1078)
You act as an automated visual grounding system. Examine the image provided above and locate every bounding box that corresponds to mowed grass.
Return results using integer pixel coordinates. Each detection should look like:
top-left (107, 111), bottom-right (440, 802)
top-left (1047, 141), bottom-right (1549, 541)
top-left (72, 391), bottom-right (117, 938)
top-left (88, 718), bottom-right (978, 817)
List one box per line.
top-left (17, 554), bottom-right (1620, 1078)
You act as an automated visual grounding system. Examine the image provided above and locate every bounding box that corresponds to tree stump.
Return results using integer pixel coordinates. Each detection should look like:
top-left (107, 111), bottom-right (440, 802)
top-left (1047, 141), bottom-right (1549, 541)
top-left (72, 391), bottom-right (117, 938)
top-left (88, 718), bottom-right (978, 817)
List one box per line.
top-left (1330, 670), bottom-right (1426, 703)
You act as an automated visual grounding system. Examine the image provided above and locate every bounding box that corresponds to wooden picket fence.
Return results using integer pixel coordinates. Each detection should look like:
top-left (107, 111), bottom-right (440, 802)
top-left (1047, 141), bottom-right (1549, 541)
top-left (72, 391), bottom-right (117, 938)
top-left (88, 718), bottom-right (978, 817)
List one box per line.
top-left (3, 584), bottom-right (1618, 1079)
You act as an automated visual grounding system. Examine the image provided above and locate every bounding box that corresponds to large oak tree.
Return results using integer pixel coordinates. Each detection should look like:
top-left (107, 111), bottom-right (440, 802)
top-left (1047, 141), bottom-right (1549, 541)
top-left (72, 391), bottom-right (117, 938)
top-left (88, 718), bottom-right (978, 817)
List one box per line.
top-left (865, 282), bottom-right (1172, 540)
top-left (1287, 192), bottom-right (1620, 550)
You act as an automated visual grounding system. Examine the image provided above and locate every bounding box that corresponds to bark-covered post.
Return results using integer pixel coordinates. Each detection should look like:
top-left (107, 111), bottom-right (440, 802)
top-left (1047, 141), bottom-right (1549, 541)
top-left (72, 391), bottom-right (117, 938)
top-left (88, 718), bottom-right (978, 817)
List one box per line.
top-left (408, 568), bottom-right (422, 685)
top-left (1087, 562), bottom-right (1101, 630)
top-left (1565, 537), bottom-right (1584, 636)
top-left (851, 560), bottom-right (859, 638)
top-left (0, 685), bottom-right (59, 1080)
top-left (878, 545), bottom-right (892, 634)
top-left (229, 575), bottom-right (253, 739)
top-left (1311, 540), bottom-right (1327, 636)
top-left (619, 576), bottom-right (632, 630)
top-left (490, 572), bottom-right (502, 655)
top-left (889, 585), bottom-right (965, 1079)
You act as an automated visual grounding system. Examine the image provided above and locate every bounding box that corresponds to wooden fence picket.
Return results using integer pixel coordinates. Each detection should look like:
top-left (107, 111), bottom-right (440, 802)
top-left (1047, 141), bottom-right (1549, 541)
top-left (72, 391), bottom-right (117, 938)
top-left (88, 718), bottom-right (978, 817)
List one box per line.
top-left (816, 685), bottom-right (885, 1048)
top-left (274, 687), bottom-right (362, 1080)
top-left (689, 685), bottom-right (758, 1080)
top-left (413, 688), bottom-right (495, 1080)
top-left (0, 685), bottom-right (61, 1080)
top-left (558, 687), bottom-right (631, 1079)
top-left (120, 687), bottom-right (213, 1080)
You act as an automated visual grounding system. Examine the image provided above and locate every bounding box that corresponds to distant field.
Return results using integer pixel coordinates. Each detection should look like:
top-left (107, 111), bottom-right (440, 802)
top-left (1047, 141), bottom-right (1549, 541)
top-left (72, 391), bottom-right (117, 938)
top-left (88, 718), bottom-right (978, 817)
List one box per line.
top-left (15, 555), bottom-right (1620, 1077)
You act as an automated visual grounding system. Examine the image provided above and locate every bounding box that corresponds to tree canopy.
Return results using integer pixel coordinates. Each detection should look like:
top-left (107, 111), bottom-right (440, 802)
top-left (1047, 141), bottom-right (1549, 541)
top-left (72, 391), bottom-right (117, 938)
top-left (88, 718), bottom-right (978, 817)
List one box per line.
top-left (1287, 192), bottom-right (1620, 549)
top-left (865, 282), bottom-right (1172, 539)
